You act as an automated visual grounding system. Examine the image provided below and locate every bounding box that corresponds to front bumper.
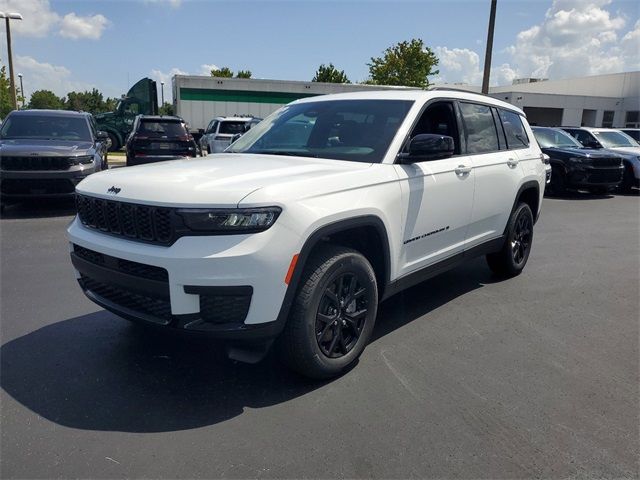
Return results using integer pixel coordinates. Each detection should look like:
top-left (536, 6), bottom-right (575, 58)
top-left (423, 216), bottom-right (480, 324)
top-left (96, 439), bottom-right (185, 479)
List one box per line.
top-left (566, 165), bottom-right (624, 188)
top-left (67, 217), bottom-right (297, 340)
top-left (0, 167), bottom-right (95, 198)
top-left (127, 154), bottom-right (191, 166)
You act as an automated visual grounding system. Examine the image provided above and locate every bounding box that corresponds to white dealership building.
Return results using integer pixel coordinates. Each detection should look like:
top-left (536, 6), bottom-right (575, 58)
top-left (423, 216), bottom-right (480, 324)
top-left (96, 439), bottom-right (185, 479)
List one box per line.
top-left (474, 71), bottom-right (639, 128)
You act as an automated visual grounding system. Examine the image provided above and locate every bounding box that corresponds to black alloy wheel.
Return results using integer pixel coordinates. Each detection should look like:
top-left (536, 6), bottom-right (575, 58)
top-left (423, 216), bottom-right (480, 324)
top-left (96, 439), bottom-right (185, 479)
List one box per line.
top-left (511, 211), bottom-right (532, 266)
top-left (315, 273), bottom-right (368, 359)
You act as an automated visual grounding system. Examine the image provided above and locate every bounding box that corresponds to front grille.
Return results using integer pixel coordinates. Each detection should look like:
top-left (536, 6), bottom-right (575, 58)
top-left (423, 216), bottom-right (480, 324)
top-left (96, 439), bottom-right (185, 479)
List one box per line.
top-left (590, 158), bottom-right (622, 168)
top-left (1, 178), bottom-right (75, 195)
top-left (76, 194), bottom-right (175, 245)
top-left (81, 275), bottom-right (172, 322)
top-left (1, 156), bottom-right (72, 171)
top-left (200, 293), bottom-right (251, 324)
top-left (73, 244), bottom-right (168, 282)
top-left (587, 169), bottom-right (624, 183)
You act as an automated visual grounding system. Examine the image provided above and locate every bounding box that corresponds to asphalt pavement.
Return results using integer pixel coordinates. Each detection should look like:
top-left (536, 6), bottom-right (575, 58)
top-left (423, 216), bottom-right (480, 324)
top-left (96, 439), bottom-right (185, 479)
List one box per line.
top-left (1, 192), bottom-right (638, 479)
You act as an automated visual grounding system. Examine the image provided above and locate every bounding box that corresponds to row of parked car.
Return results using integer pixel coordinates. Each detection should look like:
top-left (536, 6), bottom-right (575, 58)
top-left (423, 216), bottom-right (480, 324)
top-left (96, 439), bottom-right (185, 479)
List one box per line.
top-left (0, 107), bottom-right (638, 207)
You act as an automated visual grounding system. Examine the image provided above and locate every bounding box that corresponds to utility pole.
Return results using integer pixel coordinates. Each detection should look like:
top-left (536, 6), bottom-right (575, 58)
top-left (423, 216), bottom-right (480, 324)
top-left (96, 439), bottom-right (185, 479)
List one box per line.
top-left (481, 0), bottom-right (497, 94)
top-left (0, 12), bottom-right (23, 110)
top-left (18, 73), bottom-right (24, 107)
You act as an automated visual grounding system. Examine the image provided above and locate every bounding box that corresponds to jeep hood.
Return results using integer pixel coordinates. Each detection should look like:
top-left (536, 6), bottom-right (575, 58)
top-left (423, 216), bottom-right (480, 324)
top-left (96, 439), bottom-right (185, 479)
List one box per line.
top-left (605, 146), bottom-right (640, 158)
top-left (76, 153), bottom-right (372, 207)
top-left (0, 139), bottom-right (93, 156)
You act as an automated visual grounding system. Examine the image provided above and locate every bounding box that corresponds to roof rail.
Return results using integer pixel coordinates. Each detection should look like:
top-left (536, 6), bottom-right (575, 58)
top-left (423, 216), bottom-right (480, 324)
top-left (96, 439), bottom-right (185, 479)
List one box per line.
top-left (427, 86), bottom-right (494, 97)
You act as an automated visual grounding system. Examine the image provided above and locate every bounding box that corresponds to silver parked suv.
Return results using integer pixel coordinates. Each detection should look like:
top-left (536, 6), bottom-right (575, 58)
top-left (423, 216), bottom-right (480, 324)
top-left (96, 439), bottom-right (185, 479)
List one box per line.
top-left (199, 116), bottom-right (261, 155)
top-left (0, 109), bottom-right (109, 204)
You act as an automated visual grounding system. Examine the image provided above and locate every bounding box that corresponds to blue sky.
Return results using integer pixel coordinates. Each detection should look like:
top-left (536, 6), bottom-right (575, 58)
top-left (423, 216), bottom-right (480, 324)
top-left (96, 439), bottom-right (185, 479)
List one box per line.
top-left (1, 0), bottom-right (639, 101)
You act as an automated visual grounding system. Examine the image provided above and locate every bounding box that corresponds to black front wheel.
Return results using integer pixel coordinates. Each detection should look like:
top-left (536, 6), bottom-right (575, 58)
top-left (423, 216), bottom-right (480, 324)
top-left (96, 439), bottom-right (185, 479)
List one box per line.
top-left (486, 202), bottom-right (534, 278)
top-left (277, 245), bottom-right (378, 379)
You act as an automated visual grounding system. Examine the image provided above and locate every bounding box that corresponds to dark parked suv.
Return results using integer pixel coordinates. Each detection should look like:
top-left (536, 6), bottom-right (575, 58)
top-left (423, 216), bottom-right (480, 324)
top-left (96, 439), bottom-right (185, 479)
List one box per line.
top-left (125, 115), bottom-right (197, 166)
top-left (532, 127), bottom-right (623, 195)
top-left (0, 109), bottom-right (108, 203)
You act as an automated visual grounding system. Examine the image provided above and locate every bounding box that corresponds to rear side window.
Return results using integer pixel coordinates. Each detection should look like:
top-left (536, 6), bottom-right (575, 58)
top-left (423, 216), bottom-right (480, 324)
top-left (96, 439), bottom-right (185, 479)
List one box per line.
top-left (139, 120), bottom-right (187, 137)
top-left (459, 102), bottom-right (499, 154)
top-left (499, 109), bottom-right (529, 149)
top-left (219, 121), bottom-right (247, 135)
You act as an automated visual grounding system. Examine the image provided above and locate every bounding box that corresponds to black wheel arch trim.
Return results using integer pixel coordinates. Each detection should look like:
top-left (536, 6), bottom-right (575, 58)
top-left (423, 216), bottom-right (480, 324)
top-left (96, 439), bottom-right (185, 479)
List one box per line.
top-left (273, 215), bottom-right (392, 331)
top-left (506, 180), bottom-right (541, 230)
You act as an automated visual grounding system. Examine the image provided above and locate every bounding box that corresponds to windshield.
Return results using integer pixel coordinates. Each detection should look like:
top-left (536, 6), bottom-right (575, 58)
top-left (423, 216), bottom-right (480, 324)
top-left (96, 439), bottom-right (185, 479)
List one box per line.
top-left (227, 99), bottom-right (414, 163)
top-left (533, 127), bottom-right (583, 148)
top-left (0, 114), bottom-right (92, 141)
top-left (593, 131), bottom-right (639, 148)
top-left (138, 120), bottom-right (187, 137)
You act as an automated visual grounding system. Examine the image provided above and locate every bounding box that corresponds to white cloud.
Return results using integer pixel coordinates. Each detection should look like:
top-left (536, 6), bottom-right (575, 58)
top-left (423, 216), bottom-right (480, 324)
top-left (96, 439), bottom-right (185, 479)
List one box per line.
top-left (15, 55), bottom-right (92, 98)
top-left (150, 65), bottom-right (221, 102)
top-left (0, 0), bottom-right (59, 37)
top-left (199, 64), bottom-right (219, 75)
top-left (434, 0), bottom-right (640, 86)
top-left (59, 13), bottom-right (110, 40)
top-left (0, 0), bottom-right (110, 40)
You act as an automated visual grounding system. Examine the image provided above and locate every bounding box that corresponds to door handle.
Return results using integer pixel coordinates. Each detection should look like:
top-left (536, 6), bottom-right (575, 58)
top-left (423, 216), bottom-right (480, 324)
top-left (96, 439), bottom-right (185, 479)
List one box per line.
top-left (507, 158), bottom-right (520, 168)
top-left (455, 165), bottom-right (472, 176)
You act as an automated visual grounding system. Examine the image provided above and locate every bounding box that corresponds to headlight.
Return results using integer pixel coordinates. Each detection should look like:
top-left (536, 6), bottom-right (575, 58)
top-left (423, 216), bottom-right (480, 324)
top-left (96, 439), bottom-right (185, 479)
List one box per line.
top-left (177, 207), bottom-right (282, 233)
top-left (70, 155), bottom-right (94, 165)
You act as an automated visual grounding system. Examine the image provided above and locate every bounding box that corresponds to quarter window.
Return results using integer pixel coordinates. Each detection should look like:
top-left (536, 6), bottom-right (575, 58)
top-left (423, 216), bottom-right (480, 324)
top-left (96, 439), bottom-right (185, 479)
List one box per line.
top-left (459, 102), bottom-right (499, 154)
top-left (498, 109), bottom-right (529, 149)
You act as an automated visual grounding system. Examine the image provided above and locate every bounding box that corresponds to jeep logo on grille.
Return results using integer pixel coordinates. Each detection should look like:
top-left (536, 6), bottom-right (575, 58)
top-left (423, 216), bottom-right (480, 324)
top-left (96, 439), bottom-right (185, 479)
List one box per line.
top-left (107, 186), bottom-right (121, 194)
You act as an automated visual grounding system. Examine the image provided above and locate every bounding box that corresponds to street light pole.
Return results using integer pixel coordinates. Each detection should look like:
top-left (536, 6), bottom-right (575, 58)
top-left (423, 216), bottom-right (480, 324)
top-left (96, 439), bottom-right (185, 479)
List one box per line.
top-left (18, 73), bottom-right (24, 108)
top-left (160, 81), bottom-right (165, 106)
top-left (0, 12), bottom-right (23, 110)
top-left (481, 0), bottom-right (497, 94)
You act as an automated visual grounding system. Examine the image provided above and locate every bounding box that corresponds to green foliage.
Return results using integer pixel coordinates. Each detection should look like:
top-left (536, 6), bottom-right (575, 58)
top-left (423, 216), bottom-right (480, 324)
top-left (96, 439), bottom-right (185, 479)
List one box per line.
top-left (367, 38), bottom-right (439, 88)
top-left (28, 90), bottom-right (65, 110)
top-left (235, 70), bottom-right (252, 79)
top-left (210, 67), bottom-right (234, 78)
top-left (159, 102), bottom-right (174, 115)
top-left (65, 88), bottom-right (116, 114)
top-left (0, 65), bottom-right (13, 117)
top-left (312, 63), bottom-right (351, 84)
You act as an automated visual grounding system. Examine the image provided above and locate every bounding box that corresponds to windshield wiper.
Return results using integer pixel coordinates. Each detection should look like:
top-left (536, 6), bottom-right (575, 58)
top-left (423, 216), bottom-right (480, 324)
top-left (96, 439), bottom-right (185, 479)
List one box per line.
top-left (249, 150), bottom-right (319, 158)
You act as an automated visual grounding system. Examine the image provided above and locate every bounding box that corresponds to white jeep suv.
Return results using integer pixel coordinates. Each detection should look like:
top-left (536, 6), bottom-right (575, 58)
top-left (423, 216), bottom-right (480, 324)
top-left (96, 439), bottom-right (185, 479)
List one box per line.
top-left (68, 90), bottom-right (545, 379)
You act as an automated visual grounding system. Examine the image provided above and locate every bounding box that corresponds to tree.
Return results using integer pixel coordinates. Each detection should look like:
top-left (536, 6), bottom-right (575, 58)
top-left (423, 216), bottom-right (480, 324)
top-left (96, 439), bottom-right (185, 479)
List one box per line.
top-left (159, 102), bottom-right (174, 115)
top-left (367, 38), bottom-right (439, 88)
top-left (210, 67), bottom-right (234, 78)
top-left (312, 63), bottom-right (351, 84)
top-left (28, 90), bottom-right (65, 110)
top-left (235, 70), bottom-right (252, 79)
top-left (0, 65), bottom-right (13, 117)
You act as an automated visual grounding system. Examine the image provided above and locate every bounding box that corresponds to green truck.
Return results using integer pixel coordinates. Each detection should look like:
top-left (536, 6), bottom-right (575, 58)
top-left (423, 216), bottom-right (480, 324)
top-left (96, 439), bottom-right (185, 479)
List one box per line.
top-left (94, 78), bottom-right (158, 151)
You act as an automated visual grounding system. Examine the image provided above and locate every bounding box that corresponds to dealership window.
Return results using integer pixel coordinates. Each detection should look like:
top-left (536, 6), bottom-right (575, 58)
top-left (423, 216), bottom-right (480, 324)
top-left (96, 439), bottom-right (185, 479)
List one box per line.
top-left (602, 111), bottom-right (614, 128)
top-left (625, 111), bottom-right (639, 128)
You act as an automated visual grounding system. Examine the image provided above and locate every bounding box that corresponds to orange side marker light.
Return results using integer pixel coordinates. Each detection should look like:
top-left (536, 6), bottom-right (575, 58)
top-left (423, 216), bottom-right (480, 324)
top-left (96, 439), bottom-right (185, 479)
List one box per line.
top-left (284, 254), bottom-right (299, 285)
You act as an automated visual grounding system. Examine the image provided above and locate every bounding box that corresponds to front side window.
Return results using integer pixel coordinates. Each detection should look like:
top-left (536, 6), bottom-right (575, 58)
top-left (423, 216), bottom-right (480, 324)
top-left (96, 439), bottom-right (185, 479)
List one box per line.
top-left (459, 102), bottom-right (499, 154)
top-left (407, 101), bottom-right (461, 156)
top-left (499, 109), bottom-right (529, 149)
top-left (0, 114), bottom-right (92, 141)
top-left (228, 99), bottom-right (414, 163)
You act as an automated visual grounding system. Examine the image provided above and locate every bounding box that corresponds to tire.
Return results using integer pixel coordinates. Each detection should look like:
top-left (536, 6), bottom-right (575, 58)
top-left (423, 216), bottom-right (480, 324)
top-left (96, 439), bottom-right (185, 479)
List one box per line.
top-left (277, 244), bottom-right (378, 379)
top-left (546, 166), bottom-right (566, 196)
top-left (107, 132), bottom-right (121, 152)
top-left (486, 203), bottom-right (534, 278)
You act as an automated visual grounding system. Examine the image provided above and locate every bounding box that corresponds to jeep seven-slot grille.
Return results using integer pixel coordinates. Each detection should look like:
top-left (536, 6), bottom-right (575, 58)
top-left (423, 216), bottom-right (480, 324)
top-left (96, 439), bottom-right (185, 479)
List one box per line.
top-left (76, 194), bottom-right (174, 245)
top-left (590, 157), bottom-right (622, 168)
top-left (1, 156), bottom-right (72, 171)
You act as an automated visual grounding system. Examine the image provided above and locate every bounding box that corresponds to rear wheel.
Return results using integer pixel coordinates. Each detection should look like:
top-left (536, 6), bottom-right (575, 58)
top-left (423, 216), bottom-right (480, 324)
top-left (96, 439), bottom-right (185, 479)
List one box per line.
top-left (277, 245), bottom-right (378, 379)
top-left (486, 202), bottom-right (534, 278)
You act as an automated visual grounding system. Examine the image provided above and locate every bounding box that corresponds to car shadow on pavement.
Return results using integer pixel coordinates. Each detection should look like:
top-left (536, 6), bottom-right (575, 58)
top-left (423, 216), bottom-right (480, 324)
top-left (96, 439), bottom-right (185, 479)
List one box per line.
top-left (544, 191), bottom-right (614, 201)
top-left (0, 198), bottom-right (76, 219)
top-left (0, 259), bottom-right (496, 433)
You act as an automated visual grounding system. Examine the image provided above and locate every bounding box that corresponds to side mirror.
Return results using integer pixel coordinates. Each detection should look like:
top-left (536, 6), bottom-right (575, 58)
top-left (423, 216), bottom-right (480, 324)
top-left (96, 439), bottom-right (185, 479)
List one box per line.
top-left (230, 133), bottom-right (243, 144)
top-left (399, 134), bottom-right (455, 163)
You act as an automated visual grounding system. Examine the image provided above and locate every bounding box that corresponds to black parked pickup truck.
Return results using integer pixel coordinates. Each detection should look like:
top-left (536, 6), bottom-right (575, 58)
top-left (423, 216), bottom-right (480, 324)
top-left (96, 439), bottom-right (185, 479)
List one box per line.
top-left (532, 127), bottom-right (624, 195)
